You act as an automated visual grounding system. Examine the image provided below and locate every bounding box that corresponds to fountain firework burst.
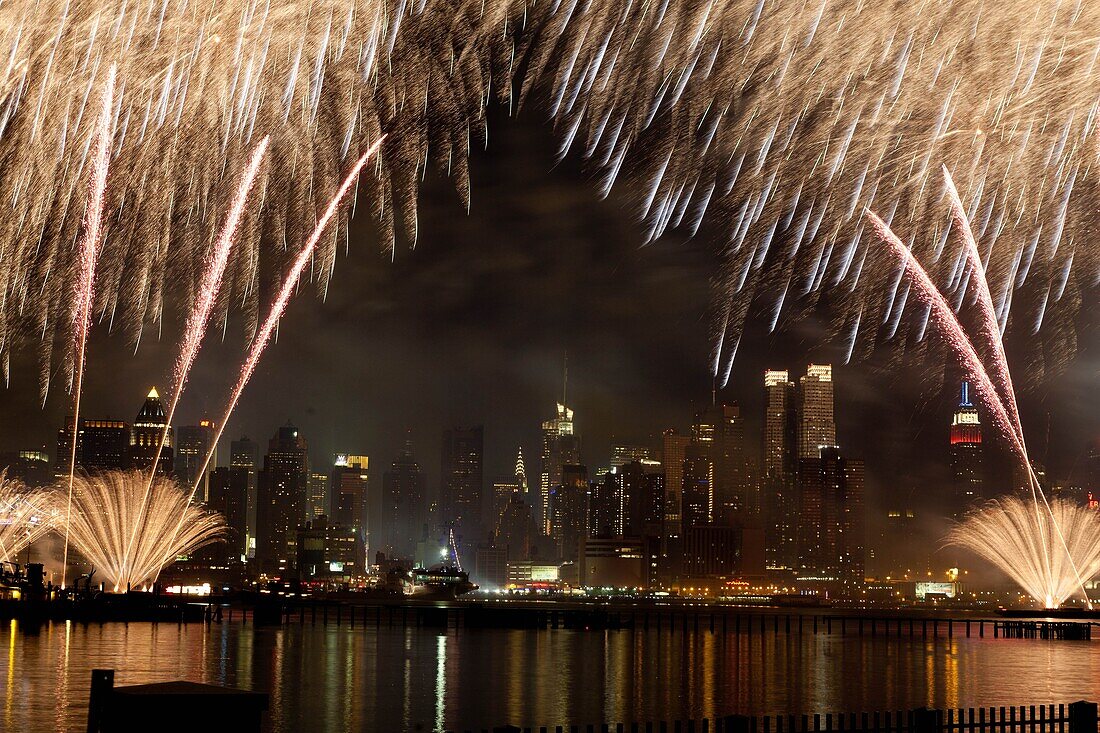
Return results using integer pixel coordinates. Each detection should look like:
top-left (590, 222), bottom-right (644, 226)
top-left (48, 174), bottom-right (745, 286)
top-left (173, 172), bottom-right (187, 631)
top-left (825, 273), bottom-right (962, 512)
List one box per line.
top-left (948, 497), bottom-right (1100, 609)
top-left (0, 474), bottom-right (58, 564)
top-left (52, 471), bottom-right (225, 592)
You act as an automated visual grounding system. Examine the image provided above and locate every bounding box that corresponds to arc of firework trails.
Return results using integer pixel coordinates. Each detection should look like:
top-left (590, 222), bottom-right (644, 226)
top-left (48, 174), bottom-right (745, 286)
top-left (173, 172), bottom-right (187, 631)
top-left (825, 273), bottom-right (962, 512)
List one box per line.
top-left (61, 64), bottom-right (116, 590)
top-left (866, 209), bottom-right (1092, 609)
top-left (152, 135), bottom-right (386, 584)
top-left (115, 138), bottom-right (271, 592)
top-left (940, 166), bottom-right (1090, 607)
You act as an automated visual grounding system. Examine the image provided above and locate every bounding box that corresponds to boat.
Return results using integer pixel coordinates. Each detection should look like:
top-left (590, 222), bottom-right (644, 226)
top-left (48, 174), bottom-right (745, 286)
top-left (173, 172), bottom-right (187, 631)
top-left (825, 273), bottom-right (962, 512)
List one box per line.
top-left (408, 565), bottom-right (477, 599)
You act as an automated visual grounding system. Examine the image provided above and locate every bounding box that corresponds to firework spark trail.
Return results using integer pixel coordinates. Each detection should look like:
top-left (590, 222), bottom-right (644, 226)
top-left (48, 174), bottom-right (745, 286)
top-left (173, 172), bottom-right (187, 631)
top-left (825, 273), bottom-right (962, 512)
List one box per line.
top-left (940, 167), bottom-right (1091, 608)
top-left (117, 136), bottom-right (270, 591)
top-left (60, 64), bottom-right (115, 590)
top-left (152, 136), bottom-right (384, 583)
top-left (867, 210), bottom-right (1026, 459)
top-left (867, 209), bottom-right (1091, 608)
top-left (942, 166), bottom-right (1023, 440)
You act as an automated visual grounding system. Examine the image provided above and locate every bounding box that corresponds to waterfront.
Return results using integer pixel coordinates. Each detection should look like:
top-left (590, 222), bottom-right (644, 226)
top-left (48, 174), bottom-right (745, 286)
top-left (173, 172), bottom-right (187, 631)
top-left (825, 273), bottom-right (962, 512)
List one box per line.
top-left (4, 620), bottom-right (1100, 732)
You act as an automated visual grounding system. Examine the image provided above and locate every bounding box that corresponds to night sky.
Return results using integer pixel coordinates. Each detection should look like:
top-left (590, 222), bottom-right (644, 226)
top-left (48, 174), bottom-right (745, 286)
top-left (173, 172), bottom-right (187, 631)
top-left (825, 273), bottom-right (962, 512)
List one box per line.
top-left (0, 106), bottom-right (1095, 523)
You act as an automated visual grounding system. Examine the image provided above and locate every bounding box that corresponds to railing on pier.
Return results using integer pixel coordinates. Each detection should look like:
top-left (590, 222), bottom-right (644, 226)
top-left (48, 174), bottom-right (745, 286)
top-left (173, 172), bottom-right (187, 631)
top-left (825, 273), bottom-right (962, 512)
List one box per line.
top-left (249, 601), bottom-right (1097, 642)
top-left (445, 701), bottom-right (1099, 733)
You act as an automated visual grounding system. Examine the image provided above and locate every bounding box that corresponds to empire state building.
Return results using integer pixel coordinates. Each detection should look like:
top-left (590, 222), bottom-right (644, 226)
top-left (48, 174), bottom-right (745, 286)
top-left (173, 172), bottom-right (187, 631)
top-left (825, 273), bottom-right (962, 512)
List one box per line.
top-left (950, 381), bottom-right (984, 517)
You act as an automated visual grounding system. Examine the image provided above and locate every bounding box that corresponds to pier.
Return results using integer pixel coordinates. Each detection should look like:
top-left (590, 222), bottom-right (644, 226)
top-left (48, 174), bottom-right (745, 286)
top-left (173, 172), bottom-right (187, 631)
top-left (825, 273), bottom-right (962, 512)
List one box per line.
top-left (443, 701), bottom-right (1100, 733)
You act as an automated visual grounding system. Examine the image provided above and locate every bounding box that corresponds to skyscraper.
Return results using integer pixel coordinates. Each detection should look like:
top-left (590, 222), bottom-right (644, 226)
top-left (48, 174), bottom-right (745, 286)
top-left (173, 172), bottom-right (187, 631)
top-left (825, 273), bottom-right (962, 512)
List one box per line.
top-left (0, 450), bottom-right (51, 487)
top-left (698, 403), bottom-right (755, 523)
top-left (380, 437), bottom-right (427, 561)
top-left (230, 436), bottom-right (259, 558)
top-left (130, 387), bottom-right (174, 475)
top-left (796, 446), bottom-right (865, 585)
top-left (612, 460), bottom-right (664, 537)
top-left (515, 447), bottom-right (528, 496)
top-left (539, 403), bottom-right (580, 533)
top-left (681, 443), bottom-right (713, 528)
top-left (549, 463), bottom-right (589, 561)
top-left (440, 426), bottom-right (484, 539)
top-left (763, 369), bottom-right (797, 570)
top-left (307, 470), bottom-right (329, 519)
top-left (256, 422), bottom-right (308, 570)
top-left (57, 417), bottom-right (131, 476)
top-left (950, 381), bottom-right (985, 516)
top-left (176, 420), bottom-right (214, 501)
top-left (610, 444), bottom-right (651, 469)
top-left (661, 429), bottom-right (690, 536)
top-left (330, 454), bottom-right (369, 563)
top-left (798, 364), bottom-right (836, 459)
top-left (207, 465), bottom-right (248, 563)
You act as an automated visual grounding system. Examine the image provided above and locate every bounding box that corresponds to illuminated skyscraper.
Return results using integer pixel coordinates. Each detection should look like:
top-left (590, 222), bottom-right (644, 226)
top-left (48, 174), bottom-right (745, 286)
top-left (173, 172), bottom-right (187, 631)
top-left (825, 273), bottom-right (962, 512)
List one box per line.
top-left (539, 403), bottom-right (580, 533)
top-left (611, 444), bottom-right (651, 469)
top-left (130, 387), bottom-right (174, 475)
top-left (950, 381), bottom-right (985, 516)
top-left (307, 470), bottom-right (328, 519)
top-left (256, 422), bottom-right (309, 570)
top-left (176, 420), bottom-right (214, 501)
top-left (681, 442), bottom-right (714, 528)
top-left (441, 426), bottom-right (484, 539)
top-left (515, 447), bottom-right (528, 495)
top-left (661, 429), bottom-right (690, 536)
top-left (798, 364), bottom-right (836, 459)
top-left (763, 369), bottom-right (797, 570)
top-left (330, 454), bottom-right (369, 565)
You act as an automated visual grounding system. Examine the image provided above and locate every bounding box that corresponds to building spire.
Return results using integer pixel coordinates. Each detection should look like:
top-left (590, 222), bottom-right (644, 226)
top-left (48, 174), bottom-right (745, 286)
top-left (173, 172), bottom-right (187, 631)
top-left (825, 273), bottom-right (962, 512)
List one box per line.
top-left (562, 350), bottom-right (569, 405)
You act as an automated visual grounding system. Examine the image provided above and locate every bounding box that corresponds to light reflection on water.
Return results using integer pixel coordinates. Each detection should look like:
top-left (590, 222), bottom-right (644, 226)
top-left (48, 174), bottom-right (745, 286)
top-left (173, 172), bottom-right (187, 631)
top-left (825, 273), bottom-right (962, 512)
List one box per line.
top-left (2, 619), bottom-right (1099, 732)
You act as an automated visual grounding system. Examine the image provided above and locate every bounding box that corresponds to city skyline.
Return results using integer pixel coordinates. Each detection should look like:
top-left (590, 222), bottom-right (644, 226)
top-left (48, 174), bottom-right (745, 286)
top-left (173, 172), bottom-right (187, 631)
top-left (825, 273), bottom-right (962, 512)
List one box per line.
top-left (0, 112), bottom-right (1092, 522)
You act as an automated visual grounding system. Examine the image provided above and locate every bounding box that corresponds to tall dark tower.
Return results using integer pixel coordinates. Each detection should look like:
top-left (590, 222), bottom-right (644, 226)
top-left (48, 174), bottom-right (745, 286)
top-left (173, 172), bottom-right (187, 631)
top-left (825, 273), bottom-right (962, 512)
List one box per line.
top-left (176, 419), bottom-right (214, 500)
top-left (130, 387), bottom-right (173, 475)
top-left (441, 426), bottom-right (484, 540)
top-left (256, 422), bottom-right (308, 570)
top-left (796, 446), bottom-right (865, 586)
top-left (950, 381), bottom-right (985, 517)
top-left (380, 436), bottom-right (427, 561)
top-left (230, 436), bottom-right (259, 558)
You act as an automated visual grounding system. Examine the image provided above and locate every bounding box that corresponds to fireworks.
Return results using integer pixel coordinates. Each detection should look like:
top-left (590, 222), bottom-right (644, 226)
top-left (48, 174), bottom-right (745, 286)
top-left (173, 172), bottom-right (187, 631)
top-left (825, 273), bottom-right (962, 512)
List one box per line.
top-left (0, 0), bottom-right (1093, 391)
top-left (0, 474), bottom-right (57, 565)
top-left (868, 186), bottom-right (1093, 608)
top-left (948, 497), bottom-right (1100, 610)
top-left (50, 471), bottom-right (225, 592)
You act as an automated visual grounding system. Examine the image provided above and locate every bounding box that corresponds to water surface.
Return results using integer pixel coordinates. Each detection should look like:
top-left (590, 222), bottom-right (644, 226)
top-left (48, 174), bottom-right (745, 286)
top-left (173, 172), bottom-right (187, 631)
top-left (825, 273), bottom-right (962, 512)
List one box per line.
top-left (3, 618), bottom-right (1099, 731)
